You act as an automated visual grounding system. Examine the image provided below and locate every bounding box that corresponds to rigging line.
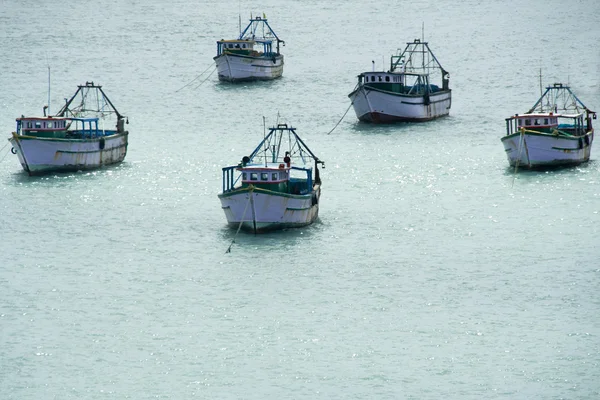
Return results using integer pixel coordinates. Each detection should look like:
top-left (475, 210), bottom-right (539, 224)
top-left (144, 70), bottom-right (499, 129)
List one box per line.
top-left (175, 63), bottom-right (217, 93)
top-left (193, 66), bottom-right (217, 90)
top-left (225, 186), bottom-right (255, 253)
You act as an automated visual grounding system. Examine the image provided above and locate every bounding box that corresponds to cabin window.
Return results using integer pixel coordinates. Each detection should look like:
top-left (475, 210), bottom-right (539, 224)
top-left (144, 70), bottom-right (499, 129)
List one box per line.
top-left (385, 76), bottom-right (390, 82)
top-left (525, 119), bottom-right (531, 125)
top-left (544, 118), bottom-right (548, 125)
top-left (27, 122), bottom-right (32, 128)
top-left (371, 76), bottom-right (375, 82)
top-left (243, 173), bottom-right (247, 180)
top-left (242, 44), bottom-right (246, 48)
top-left (47, 121), bottom-right (53, 128)
top-left (261, 172), bottom-right (268, 181)
top-left (250, 173), bottom-right (258, 181)
top-left (35, 122), bottom-right (42, 128)
top-left (271, 173), bottom-right (277, 181)
top-left (378, 76), bottom-right (382, 82)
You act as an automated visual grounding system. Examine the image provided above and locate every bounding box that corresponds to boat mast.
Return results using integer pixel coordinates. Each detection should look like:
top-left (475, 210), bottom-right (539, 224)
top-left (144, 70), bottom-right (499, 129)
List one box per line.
top-left (421, 22), bottom-right (425, 70)
top-left (56, 82), bottom-right (123, 120)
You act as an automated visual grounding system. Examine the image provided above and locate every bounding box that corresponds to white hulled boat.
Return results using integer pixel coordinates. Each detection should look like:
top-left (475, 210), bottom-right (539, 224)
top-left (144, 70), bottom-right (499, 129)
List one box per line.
top-left (218, 123), bottom-right (324, 233)
top-left (214, 15), bottom-right (285, 82)
top-left (348, 39), bottom-right (451, 123)
top-left (501, 83), bottom-right (596, 169)
top-left (9, 82), bottom-right (129, 175)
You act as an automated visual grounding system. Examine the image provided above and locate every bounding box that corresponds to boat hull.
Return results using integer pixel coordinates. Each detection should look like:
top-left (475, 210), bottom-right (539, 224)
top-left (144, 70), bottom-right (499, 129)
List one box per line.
top-left (349, 86), bottom-right (451, 123)
top-left (218, 186), bottom-right (320, 232)
top-left (501, 130), bottom-right (594, 168)
top-left (9, 132), bottom-right (128, 175)
top-left (214, 54), bottom-right (284, 82)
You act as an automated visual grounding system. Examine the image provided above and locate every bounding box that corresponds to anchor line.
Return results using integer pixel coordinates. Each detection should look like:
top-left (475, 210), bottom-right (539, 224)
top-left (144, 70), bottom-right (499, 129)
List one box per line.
top-left (225, 186), bottom-right (254, 253)
top-left (512, 129), bottom-right (525, 187)
top-left (327, 84), bottom-right (358, 135)
top-left (11, 133), bottom-right (31, 175)
top-left (193, 66), bottom-right (217, 90)
top-left (0, 141), bottom-right (11, 164)
top-left (175, 63), bottom-right (217, 93)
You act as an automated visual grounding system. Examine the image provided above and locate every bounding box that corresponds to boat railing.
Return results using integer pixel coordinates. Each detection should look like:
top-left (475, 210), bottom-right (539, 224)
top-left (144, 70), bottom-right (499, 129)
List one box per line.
top-left (221, 165), bottom-right (241, 193)
top-left (507, 113), bottom-right (589, 137)
top-left (290, 166), bottom-right (312, 192)
top-left (67, 129), bottom-right (118, 139)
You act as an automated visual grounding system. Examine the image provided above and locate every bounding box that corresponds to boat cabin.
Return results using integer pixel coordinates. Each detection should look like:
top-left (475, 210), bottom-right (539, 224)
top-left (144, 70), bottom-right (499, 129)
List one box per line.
top-left (16, 116), bottom-right (113, 139)
top-left (505, 112), bottom-right (588, 137)
top-left (515, 114), bottom-right (558, 129)
top-left (221, 162), bottom-right (314, 195)
top-left (216, 38), bottom-right (276, 57)
top-left (240, 165), bottom-right (289, 190)
top-left (217, 40), bottom-right (254, 55)
top-left (358, 71), bottom-right (441, 96)
top-left (16, 117), bottom-right (69, 138)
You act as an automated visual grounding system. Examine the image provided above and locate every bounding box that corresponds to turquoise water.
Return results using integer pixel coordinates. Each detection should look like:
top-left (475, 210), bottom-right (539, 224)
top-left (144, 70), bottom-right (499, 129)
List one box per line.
top-left (1, 0), bottom-right (599, 398)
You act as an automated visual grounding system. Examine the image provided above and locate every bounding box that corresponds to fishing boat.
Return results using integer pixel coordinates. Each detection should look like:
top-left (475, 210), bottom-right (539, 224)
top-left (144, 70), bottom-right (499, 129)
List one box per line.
top-left (218, 123), bottom-right (324, 233)
top-left (501, 83), bottom-right (596, 169)
top-left (348, 38), bottom-right (451, 123)
top-left (214, 15), bottom-right (285, 82)
top-left (9, 82), bottom-right (129, 175)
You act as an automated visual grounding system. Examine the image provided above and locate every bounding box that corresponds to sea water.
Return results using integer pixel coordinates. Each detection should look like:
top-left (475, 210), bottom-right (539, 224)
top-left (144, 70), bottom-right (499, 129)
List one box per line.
top-left (1, 0), bottom-right (599, 398)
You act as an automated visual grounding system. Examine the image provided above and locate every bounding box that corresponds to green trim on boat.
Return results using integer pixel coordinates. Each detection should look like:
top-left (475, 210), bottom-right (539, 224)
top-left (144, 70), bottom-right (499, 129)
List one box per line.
top-left (218, 186), bottom-right (310, 200)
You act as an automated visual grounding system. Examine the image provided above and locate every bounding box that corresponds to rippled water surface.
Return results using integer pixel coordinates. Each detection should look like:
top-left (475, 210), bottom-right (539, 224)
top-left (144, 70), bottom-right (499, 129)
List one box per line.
top-left (1, 0), bottom-right (599, 398)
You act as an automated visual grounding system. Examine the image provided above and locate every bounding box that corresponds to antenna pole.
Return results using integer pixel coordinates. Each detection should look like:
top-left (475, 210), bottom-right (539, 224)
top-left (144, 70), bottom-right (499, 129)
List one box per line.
top-left (47, 64), bottom-right (51, 115)
top-left (263, 116), bottom-right (267, 167)
top-left (539, 68), bottom-right (543, 99)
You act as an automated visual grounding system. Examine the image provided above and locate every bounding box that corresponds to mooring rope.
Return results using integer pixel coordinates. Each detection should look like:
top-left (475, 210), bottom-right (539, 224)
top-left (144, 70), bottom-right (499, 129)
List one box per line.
top-left (0, 141), bottom-right (11, 164)
top-left (512, 129), bottom-right (525, 187)
top-left (225, 186), bottom-right (254, 254)
top-left (175, 63), bottom-right (217, 93)
top-left (327, 84), bottom-right (358, 135)
top-left (193, 66), bottom-right (217, 90)
top-left (326, 101), bottom-right (353, 135)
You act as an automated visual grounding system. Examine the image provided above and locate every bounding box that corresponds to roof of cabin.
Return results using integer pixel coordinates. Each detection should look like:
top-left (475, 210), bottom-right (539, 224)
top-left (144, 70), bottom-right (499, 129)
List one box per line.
top-left (218, 39), bottom-right (255, 43)
top-left (510, 112), bottom-right (584, 119)
top-left (17, 116), bottom-right (100, 122)
top-left (238, 163), bottom-right (289, 171)
top-left (17, 116), bottom-right (69, 121)
top-left (360, 71), bottom-right (429, 77)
